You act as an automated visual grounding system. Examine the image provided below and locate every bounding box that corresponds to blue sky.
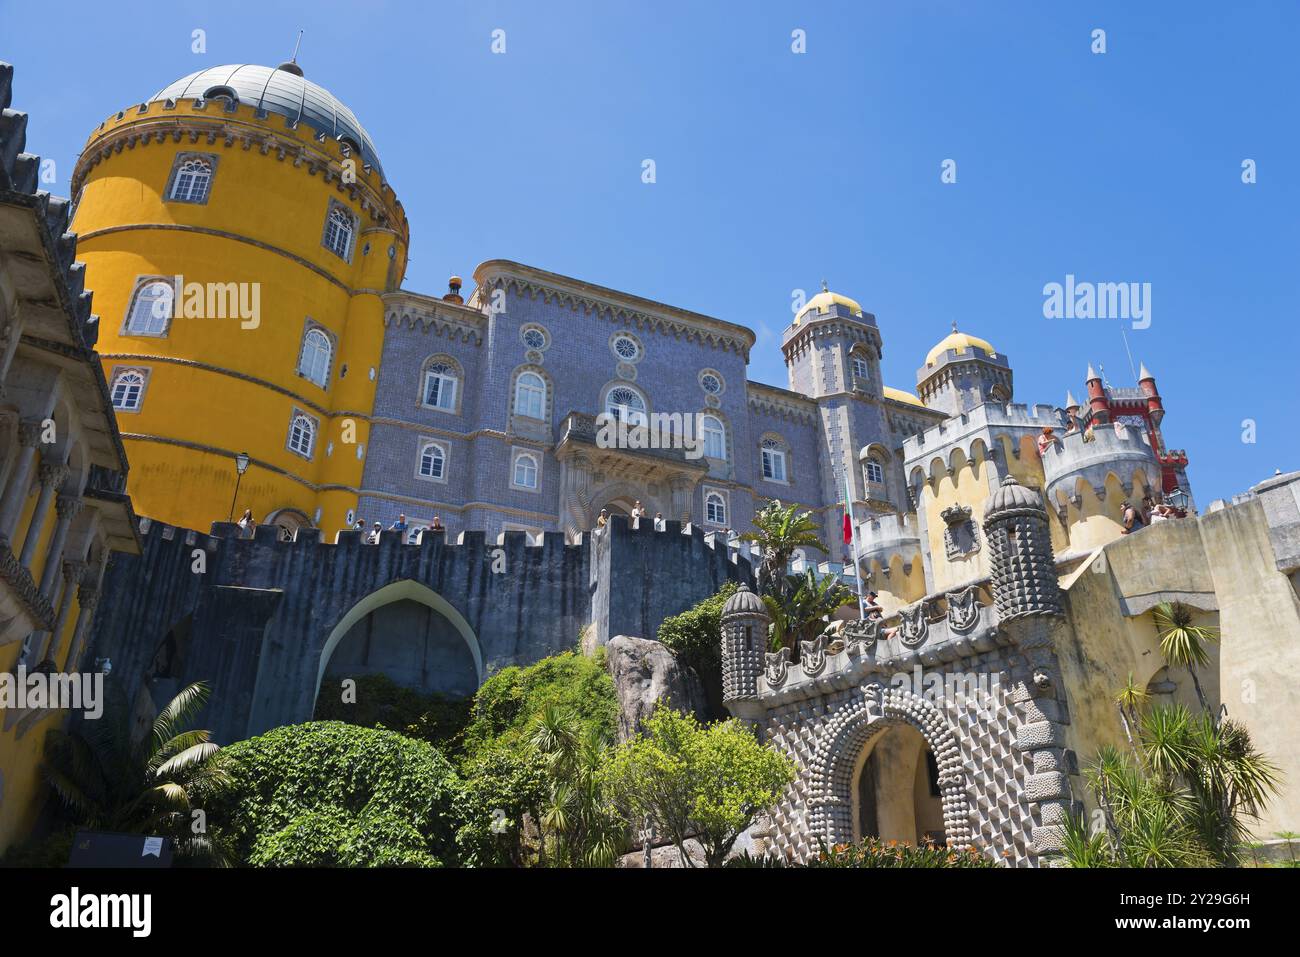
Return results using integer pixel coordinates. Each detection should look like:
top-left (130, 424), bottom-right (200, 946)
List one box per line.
top-left (5, 0), bottom-right (1296, 504)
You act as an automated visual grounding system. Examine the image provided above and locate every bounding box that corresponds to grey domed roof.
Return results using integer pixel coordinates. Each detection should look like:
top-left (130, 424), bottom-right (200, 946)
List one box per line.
top-left (984, 475), bottom-right (1045, 518)
top-left (723, 583), bottom-right (768, 617)
top-left (153, 64), bottom-right (384, 176)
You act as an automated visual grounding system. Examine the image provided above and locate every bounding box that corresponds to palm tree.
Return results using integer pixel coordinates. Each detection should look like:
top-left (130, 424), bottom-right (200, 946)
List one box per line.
top-left (1114, 673), bottom-right (1149, 756)
top-left (1151, 602), bottom-right (1219, 716)
top-left (740, 500), bottom-right (827, 600)
top-left (41, 680), bottom-right (231, 864)
top-left (529, 703), bottom-right (625, 866)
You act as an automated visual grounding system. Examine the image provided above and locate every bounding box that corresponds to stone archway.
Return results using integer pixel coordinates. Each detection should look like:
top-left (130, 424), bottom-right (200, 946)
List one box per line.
top-left (315, 580), bottom-right (484, 707)
top-left (807, 683), bottom-right (973, 850)
top-left (588, 479), bottom-right (667, 527)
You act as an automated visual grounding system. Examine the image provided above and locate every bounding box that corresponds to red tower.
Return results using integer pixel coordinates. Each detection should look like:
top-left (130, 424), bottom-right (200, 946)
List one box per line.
top-left (1085, 364), bottom-right (1110, 424)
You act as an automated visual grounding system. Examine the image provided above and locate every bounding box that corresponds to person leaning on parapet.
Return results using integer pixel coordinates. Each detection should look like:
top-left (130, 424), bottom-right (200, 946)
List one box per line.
top-left (237, 508), bottom-right (255, 537)
top-left (631, 501), bottom-right (644, 529)
top-left (367, 521), bottom-right (383, 544)
top-left (865, 591), bottom-right (884, 621)
top-left (595, 509), bottom-right (609, 534)
top-left (430, 515), bottom-right (445, 533)
top-left (390, 513), bottom-right (409, 542)
top-left (1036, 427), bottom-right (1057, 457)
top-left (653, 511), bottom-right (665, 532)
top-left (1120, 500), bottom-right (1146, 535)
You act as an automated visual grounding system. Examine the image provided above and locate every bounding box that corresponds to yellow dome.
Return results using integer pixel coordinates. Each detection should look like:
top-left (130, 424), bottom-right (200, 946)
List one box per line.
top-left (795, 290), bottom-right (863, 325)
top-left (925, 330), bottom-right (997, 367)
top-left (883, 386), bottom-right (926, 409)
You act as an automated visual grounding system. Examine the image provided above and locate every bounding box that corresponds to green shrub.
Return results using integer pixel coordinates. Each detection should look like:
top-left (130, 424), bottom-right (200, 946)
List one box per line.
top-left (210, 721), bottom-right (463, 867)
top-left (656, 581), bottom-right (737, 717)
top-left (455, 743), bottom-right (548, 867)
top-left (726, 838), bottom-right (1000, 868)
top-left (460, 650), bottom-right (617, 764)
top-left (313, 673), bottom-right (471, 752)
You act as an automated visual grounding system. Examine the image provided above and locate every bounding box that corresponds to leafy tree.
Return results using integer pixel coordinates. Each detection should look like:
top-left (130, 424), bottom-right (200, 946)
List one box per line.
top-left (41, 680), bottom-right (231, 864)
top-left (602, 708), bottom-right (795, 868)
top-left (740, 499), bottom-right (826, 601)
top-left (209, 721), bottom-right (463, 867)
top-left (455, 743), bottom-right (548, 867)
top-left (1151, 602), bottom-right (1219, 715)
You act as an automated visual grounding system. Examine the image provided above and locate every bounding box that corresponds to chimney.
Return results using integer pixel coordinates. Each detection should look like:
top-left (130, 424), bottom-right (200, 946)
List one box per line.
top-left (443, 276), bottom-right (463, 304)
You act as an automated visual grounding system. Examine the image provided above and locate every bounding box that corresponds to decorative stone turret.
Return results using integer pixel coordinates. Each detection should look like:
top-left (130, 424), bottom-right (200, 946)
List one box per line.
top-left (981, 476), bottom-right (1062, 620)
top-left (720, 583), bottom-right (770, 727)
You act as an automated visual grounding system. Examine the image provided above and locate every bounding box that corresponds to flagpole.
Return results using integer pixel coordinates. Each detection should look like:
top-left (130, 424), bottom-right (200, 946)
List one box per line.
top-left (844, 469), bottom-right (866, 619)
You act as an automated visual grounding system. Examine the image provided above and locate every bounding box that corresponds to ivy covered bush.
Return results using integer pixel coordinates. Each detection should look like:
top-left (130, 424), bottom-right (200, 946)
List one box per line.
top-left (313, 673), bottom-right (471, 752)
top-left (460, 649), bottom-right (618, 763)
top-left (656, 581), bottom-right (737, 718)
top-left (727, 838), bottom-right (1000, 868)
top-left (209, 721), bottom-right (464, 867)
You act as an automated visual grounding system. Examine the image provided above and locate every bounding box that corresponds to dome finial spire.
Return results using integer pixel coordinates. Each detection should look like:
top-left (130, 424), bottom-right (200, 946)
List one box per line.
top-left (277, 31), bottom-right (306, 76)
top-left (820, 278), bottom-right (829, 293)
top-left (951, 319), bottom-right (958, 333)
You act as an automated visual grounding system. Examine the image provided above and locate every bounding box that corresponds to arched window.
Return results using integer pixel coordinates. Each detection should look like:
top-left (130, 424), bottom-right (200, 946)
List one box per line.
top-left (287, 412), bottom-right (317, 458)
top-left (513, 452), bottom-right (539, 489)
top-left (125, 280), bottom-right (174, 336)
top-left (864, 459), bottom-right (885, 485)
top-left (851, 354), bottom-right (871, 382)
top-left (423, 361), bottom-right (459, 412)
top-left (701, 415), bottom-right (726, 459)
top-left (514, 371), bottom-right (546, 419)
top-left (297, 327), bottom-right (332, 387)
top-left (418, 441), bottom-right (446, 480)
top-left (761, 438), bottom-right (787, 482)
top-left (323, 204), bottom-right (355, 260)
top-left (169, 156), bottom-right (213, 203)
top-left (705, 491), bottom-right (727, 525)
top-left (606, 386), bottom-right (647, 427)
top-left (110, 370), bottom-right (147, 411)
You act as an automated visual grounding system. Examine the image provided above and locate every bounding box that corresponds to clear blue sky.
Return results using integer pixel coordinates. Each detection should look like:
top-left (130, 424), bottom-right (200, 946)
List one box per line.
top-left (5, 0), bottom-right (1296, 504)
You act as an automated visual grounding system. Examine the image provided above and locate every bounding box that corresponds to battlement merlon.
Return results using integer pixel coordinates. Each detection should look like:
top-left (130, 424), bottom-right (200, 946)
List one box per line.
top-left (854, 511), bottom-right (923, 565)
top-left (1041, 423), bottom-right (1159, 506)
top-left (903, 402), bottom-right (1066, 469)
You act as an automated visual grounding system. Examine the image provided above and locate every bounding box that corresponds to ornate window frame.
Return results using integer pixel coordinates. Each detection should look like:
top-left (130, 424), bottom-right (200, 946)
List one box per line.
top-left (122, 276), bottom-right (176, 338)
top-left (702, 485), bottom-right (729, 527)
top-left (699, 368), bottom-right (725, 397)
top-left (609, 330), bottom-right (644, 364)
top-left (419, 354), bottom-right (463, 416)
top-left (510, 364), bottom-right (552, 422)
top-left (415, 438), bottom-right (449, 484)
top-left (759, 432), bottom-right (791, 485)
top-left (295, 319), bottom-right (336, 390)
top-left (108, 366), bottom-right (151, 413)
top-left (164, 151), bottom-right (219, 205)
top-left (286, 408), bottom-right (319, 460)
top-left (510, 447), bottom-right (542, 493)
top-left (321, 198), bottom-right (358, 263)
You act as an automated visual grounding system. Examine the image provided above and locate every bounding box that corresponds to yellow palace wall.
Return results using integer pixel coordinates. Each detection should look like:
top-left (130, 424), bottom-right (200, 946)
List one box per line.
top-left (70, 98), bottom-right (407, 535)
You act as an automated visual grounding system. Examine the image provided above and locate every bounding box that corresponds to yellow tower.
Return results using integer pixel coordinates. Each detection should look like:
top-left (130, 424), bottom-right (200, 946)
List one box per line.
top-left (70, 62), bottom-right (408, 535)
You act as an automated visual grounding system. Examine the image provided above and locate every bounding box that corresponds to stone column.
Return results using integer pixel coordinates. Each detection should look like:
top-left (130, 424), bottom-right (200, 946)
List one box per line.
top-left (19, 462), bottom-right (68, 569)
top-left (38, 494), bottom-right (82, 598)
top-left (670, 475), bottom-right (695, 525)
top-left (36, 559), bottom-right (84, 667)
top-left (0, 419), bottom-right (45, 543)
top-left (64, 578), bottom-right (102, 674)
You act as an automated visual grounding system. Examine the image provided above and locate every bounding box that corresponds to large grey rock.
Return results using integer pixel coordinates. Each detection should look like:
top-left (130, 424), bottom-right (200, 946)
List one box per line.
top-left (605, 635), bottom-right (707, 741)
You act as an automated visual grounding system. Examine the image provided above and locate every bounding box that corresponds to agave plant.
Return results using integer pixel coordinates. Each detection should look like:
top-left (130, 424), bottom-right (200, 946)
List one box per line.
top-left (1151, 602), bottom-right (1219, 715)
top-left (41, 680), bottom-right (231, 864)
top-left (761, 569), bottom-right (855, 653)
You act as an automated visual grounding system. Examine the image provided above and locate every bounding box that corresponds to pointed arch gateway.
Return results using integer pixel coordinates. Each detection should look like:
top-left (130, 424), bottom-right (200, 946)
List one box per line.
top-left (315, 579), bottom-right (485, 706)
top-left (807, 684), bottom-right (973, 851)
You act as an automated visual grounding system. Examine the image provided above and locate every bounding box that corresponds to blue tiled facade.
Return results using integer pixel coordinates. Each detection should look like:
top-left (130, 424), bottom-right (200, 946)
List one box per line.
top-left (356, 262), bottom-right (946, 551)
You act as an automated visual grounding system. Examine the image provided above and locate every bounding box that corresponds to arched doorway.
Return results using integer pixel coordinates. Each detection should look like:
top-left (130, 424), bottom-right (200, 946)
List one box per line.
top-left (851, 722), bottom-right (946, 846)
top-left (265, 507), bottom-right (311, 542)
top-left (315, 580), bottom-right (484, 708)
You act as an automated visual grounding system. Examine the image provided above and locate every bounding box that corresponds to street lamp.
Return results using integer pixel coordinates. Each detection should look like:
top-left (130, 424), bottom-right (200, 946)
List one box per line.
top-left (1167, 487), bottom-right (1189, 513)
top-left (227, 451), bottom-right (252, 522)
